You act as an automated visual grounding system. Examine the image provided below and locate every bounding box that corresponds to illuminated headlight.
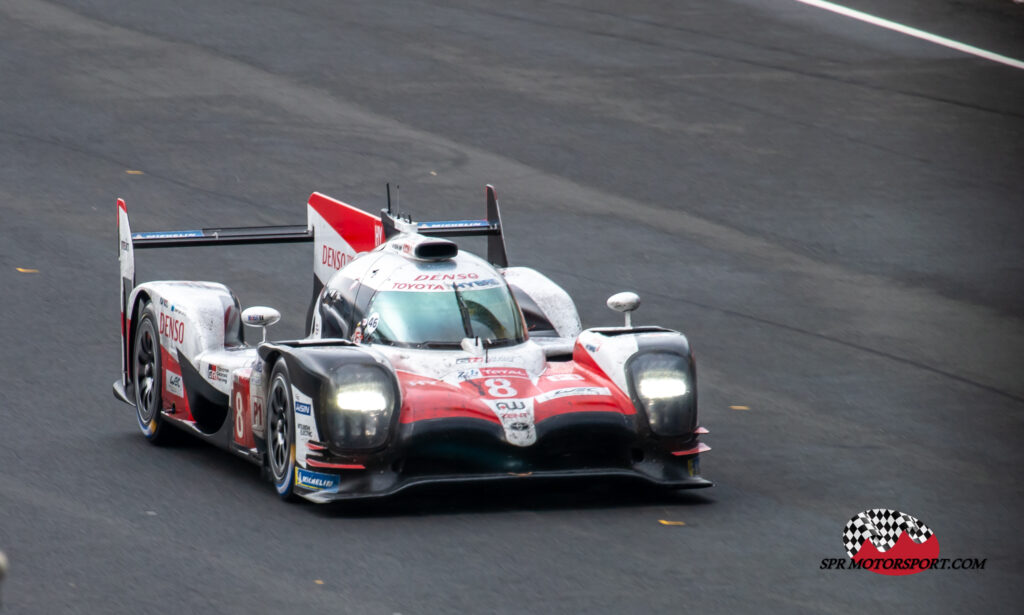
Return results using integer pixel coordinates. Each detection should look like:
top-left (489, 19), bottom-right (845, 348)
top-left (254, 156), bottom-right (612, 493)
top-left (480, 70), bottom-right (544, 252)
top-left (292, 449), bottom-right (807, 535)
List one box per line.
top-left (628, 353), bottom-right (695, 437)
top-left (335, 388), bottom-right (389, 413)
top-left (323, 364), bottom-right (396, 450)
top-left (637, 374), bottom-right (688, 399)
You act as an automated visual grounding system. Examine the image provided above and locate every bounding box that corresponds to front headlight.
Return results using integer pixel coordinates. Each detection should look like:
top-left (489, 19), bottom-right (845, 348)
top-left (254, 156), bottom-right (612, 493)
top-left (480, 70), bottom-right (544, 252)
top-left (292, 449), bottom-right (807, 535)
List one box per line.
top-left (324, 364), bottom-right (397, 450)
top-left (628, 353), bottom-right (695, 437)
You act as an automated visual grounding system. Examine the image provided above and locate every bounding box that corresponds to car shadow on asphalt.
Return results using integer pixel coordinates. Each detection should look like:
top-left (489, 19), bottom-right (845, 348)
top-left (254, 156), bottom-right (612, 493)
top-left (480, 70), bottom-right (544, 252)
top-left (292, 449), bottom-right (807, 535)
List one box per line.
top-left (312, 479), bottom-right (714, 519)
top-left (118, 430), bottom-right (714, 517)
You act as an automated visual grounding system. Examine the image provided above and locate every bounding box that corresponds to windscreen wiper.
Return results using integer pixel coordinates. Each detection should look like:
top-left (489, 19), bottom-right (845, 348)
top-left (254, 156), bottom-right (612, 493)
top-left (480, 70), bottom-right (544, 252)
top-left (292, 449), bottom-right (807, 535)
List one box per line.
top-left (452, 282), bottom-right (474, 338)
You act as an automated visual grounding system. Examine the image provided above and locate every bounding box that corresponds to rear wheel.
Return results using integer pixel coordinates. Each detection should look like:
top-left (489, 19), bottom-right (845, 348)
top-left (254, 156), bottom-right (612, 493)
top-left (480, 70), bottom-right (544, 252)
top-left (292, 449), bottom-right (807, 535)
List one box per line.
top-left (133, 302), bottom-right (170, 444)
top-left (267, 359), bottom-right (298, 501)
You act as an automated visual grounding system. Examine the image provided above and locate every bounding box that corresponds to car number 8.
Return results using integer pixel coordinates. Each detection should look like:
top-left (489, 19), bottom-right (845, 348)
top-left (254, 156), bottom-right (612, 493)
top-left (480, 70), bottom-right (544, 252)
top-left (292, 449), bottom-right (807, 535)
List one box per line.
top-left (235, 392), bottom-right (245, 439)
top-left (485, 378), bottom-right (517, 398)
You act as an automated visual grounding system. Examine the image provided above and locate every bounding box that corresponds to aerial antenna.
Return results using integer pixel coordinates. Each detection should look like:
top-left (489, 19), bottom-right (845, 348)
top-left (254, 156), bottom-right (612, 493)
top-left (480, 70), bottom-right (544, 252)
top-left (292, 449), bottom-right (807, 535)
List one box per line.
top-left (386, 183), bottom-right (392, 215)
top-left (395, 184), bottom-right (400, 217)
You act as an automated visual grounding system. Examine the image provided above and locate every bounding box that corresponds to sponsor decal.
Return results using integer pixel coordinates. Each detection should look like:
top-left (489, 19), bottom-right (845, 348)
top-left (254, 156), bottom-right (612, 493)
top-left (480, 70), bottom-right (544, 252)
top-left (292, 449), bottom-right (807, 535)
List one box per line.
top-left (251, 397), bottom-right (265, 436)
top-left (547, 373), bottom-right (584, 382)
top-left (322, 245), bottom-right (354, 271)
top-left (159, 313), bottom-right (185, 344)
top-left (386, 272), bottom-right (500, 292)
top-left (450, 367), bottom-right (528, 383)
top-left (295, 401), bottom-right (312, 416)
top-left (297, 424), bottom-right (312, 438)
top-left (389, 282), bottom-right (451, 291)
top-left (454, 368), bottom-right (481, 382)
top-left (414, 273), bottom-right (480, 282)
top-left (133, 230), bottom-right (203, 240)
top-left (480, 367), bottom-right (529, 379)
top-left (455, 357), bottom-right (486, 364)
top-left (485, 398), bottom-right (537, 447)
top-left (418, 220), bottom-right (490, 229)
top-left (352, 328), bottom-right (363, 344)
top-left (584, 343), bottom-right (600, 352)
top-left (207, 364), bottom-right (228, 383)
top-left (535, 387), bottom-right (611, 403)
top-left (159, 297), bottom-right (169, 308)
top-left (165, 370), bottom-right (183, 397)
top-left (295, 468), bottom-right (339, 491)
top-left (819, 509), bottom-right (986, 574)
top-left (454, 278), bottom-right (500, 290)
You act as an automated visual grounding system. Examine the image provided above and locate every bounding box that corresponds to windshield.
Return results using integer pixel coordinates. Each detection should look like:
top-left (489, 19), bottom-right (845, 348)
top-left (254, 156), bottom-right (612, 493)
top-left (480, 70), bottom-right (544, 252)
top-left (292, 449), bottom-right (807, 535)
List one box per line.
top-left (363, 285), bottom-right (526, 348)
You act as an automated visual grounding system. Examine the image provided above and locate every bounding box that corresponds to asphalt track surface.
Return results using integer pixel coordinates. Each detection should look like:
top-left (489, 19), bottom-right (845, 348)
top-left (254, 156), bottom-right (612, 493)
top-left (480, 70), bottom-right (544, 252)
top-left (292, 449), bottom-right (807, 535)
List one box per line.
top-left (1, 0), bottom-right (1022, 613)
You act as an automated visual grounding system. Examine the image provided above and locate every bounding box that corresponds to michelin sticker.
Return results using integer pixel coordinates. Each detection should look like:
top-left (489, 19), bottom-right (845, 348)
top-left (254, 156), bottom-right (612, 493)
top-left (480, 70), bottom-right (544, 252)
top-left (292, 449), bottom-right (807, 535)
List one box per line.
top-left (295, 468), bottom-right (339, 491)
top-left (165, 370), bottom-right (183, 397)
top-left (484, 398), bottom-right (537, 447)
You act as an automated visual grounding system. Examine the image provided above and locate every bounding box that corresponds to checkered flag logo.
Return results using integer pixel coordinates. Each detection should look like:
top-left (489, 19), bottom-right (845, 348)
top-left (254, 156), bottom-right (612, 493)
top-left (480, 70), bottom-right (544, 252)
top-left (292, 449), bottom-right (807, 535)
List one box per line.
top-left (843, 509), bottom-right (934, 558)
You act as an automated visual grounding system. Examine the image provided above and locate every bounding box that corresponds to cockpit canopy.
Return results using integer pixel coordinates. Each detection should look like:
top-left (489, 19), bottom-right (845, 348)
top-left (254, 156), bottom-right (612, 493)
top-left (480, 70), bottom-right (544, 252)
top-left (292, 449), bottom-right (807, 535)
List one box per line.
top-left (365, 283), bottom-right (525, 349)
top-left (316, 243), bottom-right (526, 349)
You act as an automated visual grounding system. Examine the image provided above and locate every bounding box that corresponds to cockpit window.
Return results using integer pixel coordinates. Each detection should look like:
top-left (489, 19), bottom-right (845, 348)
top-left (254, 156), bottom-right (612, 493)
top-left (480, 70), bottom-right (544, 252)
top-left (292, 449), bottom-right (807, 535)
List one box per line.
top-left (363, 284), bottom-right (526, 349)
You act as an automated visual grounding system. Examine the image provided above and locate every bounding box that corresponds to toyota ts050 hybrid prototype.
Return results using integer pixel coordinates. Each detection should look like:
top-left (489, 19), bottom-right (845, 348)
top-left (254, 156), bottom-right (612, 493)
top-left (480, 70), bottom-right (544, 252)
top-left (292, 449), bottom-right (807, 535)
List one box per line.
top-left (114, 186), bottom-right (711, 502)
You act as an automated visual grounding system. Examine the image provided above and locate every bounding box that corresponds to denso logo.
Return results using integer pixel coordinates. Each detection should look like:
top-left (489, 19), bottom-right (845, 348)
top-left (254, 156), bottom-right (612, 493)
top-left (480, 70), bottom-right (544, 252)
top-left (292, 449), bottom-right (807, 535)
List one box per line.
top-left (159, 313), bottom-right (185, 344)
top-left (414, 273), bottom-right (479, 281)
top-left (322, 246), bottom-right (353, 270)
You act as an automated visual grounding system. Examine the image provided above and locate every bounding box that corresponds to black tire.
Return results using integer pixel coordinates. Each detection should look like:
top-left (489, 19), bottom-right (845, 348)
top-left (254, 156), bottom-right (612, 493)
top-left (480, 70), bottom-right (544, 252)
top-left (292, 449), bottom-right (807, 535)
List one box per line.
top-left (267, 358), bottom-right (299, 501)
top-left (133, 302), bottom-right (171, 444)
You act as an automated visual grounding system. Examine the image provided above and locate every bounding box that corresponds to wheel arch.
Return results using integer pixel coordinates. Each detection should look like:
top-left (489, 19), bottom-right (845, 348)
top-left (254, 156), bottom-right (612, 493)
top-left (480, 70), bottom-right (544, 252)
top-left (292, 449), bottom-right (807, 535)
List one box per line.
top-left (126, 290), bottom-right (153, 387)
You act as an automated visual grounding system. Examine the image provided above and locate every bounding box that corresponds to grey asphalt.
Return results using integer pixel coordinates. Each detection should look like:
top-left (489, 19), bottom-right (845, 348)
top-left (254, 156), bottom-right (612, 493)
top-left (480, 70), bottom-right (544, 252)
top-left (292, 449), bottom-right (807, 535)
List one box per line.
top-left (1, 0), bottom-right (1022, 613)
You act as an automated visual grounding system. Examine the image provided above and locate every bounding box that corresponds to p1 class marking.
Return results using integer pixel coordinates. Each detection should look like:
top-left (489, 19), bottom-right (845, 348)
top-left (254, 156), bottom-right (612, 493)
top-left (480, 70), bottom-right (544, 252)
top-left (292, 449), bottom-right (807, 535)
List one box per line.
top-left (794, 0), bottom-right (1024, 71)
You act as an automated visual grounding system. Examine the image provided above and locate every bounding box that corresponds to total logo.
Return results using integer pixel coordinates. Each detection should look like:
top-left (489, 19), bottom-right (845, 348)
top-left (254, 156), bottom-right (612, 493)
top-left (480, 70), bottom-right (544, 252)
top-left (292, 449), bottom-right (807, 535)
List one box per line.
top-left (159, 313), bottom-right (185, 344)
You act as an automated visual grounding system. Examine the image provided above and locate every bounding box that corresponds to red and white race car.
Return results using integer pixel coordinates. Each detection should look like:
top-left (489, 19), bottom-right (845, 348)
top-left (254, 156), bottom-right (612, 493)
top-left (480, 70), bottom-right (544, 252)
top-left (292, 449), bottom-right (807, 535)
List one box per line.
top-left (114, 186), bottom-right (711, 502)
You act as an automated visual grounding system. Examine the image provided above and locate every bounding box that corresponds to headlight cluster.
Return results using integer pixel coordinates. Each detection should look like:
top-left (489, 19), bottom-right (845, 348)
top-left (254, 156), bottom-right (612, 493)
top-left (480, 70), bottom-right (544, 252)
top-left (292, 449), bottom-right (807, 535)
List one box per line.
top-left (628, 353), bottom-right (695, 437)
top-left (323, 364), bottom-right (397, 450)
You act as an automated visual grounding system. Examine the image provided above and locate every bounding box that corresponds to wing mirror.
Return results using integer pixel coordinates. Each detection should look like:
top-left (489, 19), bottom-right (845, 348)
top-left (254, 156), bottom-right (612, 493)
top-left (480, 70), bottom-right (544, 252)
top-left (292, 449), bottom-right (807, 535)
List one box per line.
top-left (606, 292), bottom-right (640, 327)
top-left (242, 306), bottom-right (281, 343)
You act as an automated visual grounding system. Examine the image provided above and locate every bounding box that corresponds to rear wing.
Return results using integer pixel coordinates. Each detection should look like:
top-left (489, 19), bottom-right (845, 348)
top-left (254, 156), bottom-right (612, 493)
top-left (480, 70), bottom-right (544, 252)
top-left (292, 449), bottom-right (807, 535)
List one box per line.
top-left (117, 186), bottom-right (510, 377)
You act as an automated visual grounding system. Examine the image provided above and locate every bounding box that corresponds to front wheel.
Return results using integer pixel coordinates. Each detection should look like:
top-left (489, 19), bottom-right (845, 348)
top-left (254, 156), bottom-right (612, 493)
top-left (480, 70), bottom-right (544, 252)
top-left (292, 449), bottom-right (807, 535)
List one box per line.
top-left (267, 359), bottom-right (298, 501)
top-left (133, 302), bottom-right (171, 444)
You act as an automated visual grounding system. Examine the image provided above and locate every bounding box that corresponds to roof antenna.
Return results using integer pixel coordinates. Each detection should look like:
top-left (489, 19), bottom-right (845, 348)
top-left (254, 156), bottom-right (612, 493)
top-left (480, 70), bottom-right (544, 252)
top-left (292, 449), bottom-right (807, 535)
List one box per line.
top-left (395, 184), bottom-right (400, 218)
top-left (386, 183), bottom-right (392, 215)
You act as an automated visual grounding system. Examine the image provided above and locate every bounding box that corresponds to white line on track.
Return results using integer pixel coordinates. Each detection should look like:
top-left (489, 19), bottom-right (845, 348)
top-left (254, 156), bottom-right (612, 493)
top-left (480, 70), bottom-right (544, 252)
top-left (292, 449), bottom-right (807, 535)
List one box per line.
top-left (794, 0), bottom-right (1024, 70)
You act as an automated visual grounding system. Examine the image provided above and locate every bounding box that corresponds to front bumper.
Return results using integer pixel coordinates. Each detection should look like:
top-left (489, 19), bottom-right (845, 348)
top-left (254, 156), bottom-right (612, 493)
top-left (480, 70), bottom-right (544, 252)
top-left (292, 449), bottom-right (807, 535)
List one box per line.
top-left (296, 412), bottom-right (711, 502)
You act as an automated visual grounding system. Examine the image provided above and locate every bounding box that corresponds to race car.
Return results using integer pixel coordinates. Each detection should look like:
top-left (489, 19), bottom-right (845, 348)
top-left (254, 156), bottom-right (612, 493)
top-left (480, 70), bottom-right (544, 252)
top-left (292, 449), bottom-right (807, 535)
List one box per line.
top-left (114, 186), bottom-right (711, 502)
